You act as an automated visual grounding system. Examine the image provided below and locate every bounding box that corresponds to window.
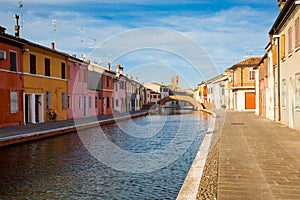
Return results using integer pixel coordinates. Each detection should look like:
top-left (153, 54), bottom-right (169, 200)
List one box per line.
top-left (107, 97), bottom-right (110, 108)
top-left (68, 96), bottom-right (70, 109)
top-left (121, 98), bottom-right (125, 107)
top-left (120, 81), bottom-right (125, 89)
top-left (46, 91), bottom-right (51, 110)
top-left (116, 99), bottom-right (119, 107)
top-left (10, 51), bottom-right (17, 72)
top-left (288, 26), bottom-right (292, 54)
top-left (295, 17), bottom-right (300, 48)
top-left (115, 84), bottom-right (118, 91)
top-left (62, 92), bottom-right (66, 109)
top-left (102, 76), bottom-right (106, 86)
top-left (61, 63), bottom-right (66, 79)
top-left (95, 96), bottom-right (98, 108)
top-left (282, 79), bottom-right (287, 108)
top-left (295, 73), bottom-right (300, 109)
top-left (280, 34), bottom-right (286, 59)
top-left (78, 68), bottom-right (82, 81)
top-left (107, 76), bottom-right (109, 87)
top-left (89, 96), bottom-right (92, 108)
top-left (249, 70), bottom-right (255, 80)
top-left (30, 54), bottom-right (36, 74)
top-left (84, 69), bottom-right (87, 82)
top-left (10, 91), bottom-right (18, 113)
top-left (79, 96), bottom-right (82, 109)
top-left (45, 58), bottom-right (50, 76)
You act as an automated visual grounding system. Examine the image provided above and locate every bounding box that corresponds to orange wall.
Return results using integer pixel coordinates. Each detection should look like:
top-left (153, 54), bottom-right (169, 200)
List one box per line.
top-left (22, 44), bottom-right (68, 121)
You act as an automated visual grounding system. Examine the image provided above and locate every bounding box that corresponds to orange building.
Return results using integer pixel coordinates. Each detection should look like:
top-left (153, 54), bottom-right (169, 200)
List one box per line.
top-left (22, 41), bottom-right (69, 123)
top-left (227, 57), bottom-right (261, 111)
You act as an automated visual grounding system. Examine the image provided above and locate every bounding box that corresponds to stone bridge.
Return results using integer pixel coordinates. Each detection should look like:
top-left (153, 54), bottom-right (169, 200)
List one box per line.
top-left (158, 95), bottom-right (200, 110)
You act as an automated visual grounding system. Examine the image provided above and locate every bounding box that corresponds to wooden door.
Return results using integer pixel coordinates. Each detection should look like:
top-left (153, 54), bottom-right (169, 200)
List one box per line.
top-left (245, 92), bottom-right (256, 109)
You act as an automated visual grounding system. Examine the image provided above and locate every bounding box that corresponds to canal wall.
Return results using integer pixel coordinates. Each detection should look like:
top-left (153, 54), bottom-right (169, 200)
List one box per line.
top-left (0, 111), bottom-right (149, 148)
top-left (176, 109), bottom-right (217, 200)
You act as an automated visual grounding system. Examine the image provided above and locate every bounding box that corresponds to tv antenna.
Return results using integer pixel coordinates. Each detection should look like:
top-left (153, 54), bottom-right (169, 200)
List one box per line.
top-left (15, 1), bottom-right (23, 34)
top-left (80, 27), bottom-right (85, 57)
top-left (52, 19), bottom-right (57, 44)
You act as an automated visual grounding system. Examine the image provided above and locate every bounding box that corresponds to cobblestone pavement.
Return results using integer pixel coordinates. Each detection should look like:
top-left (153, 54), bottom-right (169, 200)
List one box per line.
top-left (218, 111), bottom-right (300, 200)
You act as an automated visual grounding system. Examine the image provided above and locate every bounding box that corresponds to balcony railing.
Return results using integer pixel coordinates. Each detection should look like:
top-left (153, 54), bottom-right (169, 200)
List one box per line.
top-left (232, 83), bottom-right (255, 87)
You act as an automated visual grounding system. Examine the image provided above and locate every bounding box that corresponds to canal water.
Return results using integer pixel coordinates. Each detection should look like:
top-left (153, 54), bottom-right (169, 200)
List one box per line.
top-left (0, 111), bottom-right (209, 199)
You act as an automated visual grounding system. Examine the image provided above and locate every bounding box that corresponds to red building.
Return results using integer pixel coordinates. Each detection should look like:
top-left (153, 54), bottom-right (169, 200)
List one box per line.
top-left (0, 27), bottom-right (24, 127)
top-left (100, 70), bottom-right (115, 115)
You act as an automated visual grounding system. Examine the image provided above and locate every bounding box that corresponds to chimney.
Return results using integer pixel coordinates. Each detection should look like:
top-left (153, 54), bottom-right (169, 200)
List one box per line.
top-left (0, 26), bottom-right (6, 34)
top-left (278, 0), bottom-right (286, 12)
top-left (14, 14), bottom-right (20, 38)
top-left (107, 62), bottom-right (111, 71)
top-left (116, 64), bottom-right (120, 74)
top-left (119, 66), bottom-right (124, 75)
top-left (51, 42), bottom-right (55, 50)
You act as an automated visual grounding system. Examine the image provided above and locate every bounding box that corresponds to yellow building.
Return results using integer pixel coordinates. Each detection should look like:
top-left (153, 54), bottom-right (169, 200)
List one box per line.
top-left (22, 42), bottom-right (68, 123)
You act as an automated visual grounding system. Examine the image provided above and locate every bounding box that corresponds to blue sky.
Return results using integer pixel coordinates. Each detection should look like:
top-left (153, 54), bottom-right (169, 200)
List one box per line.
top-left (0, 0), bottom-right (279, 88)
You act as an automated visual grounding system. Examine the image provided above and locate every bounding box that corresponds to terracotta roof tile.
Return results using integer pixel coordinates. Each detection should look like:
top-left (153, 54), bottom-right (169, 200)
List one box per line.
top-left (229, 57), bottom-right (262, 70)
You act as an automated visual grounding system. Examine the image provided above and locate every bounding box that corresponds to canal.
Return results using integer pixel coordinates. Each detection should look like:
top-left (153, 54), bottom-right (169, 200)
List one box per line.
top-left (0, 111), bottom-right (209, 199)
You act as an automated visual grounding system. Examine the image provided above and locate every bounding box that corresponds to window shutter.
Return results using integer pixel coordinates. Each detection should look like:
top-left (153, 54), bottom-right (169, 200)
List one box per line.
top-left (280, 34), bottom-right (285, 59)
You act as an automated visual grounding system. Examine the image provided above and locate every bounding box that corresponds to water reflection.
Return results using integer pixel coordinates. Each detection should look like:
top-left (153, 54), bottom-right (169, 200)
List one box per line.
top-left (0, 111), bottom-right (209, 199)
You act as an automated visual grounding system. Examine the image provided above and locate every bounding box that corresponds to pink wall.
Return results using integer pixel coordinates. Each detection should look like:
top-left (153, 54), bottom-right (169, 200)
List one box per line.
top-left (114, 75), bottom-right (126, 113)
top-left (88, 90), bottom-right (99, 117)
top-left (68, 58), bottom-right (88, 119)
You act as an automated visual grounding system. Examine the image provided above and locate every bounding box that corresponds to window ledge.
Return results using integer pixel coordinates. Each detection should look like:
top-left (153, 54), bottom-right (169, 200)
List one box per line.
top-left (296, 108), bottom-right (300, 112)
top-left (295, 47), bottom-right (300, 52)
top-left (281, 57), bottom-right (286, 62)
top-left (288, 53), bottom-right (293, 58)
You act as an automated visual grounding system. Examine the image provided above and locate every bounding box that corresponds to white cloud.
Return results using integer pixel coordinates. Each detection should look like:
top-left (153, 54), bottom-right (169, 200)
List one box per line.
top-left (0, 1), bottom-right (278, 86)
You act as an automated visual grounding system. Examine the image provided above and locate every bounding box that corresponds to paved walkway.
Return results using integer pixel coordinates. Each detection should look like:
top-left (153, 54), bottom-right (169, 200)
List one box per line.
top-left (0, 110), bottom-right (148, 146)
top-left (218, 111), bottom-right (300, 200)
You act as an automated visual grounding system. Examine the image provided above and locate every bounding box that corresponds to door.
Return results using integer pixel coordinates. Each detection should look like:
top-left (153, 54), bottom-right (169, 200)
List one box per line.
top-left (24, 94), bottom-right (29, 124)
top-left (259, 91), bottom-right (262, 115)
top-left (288, 78), bottom-right (294, 128)
top-left (103, 97), bottom-right (106, 115)
top-left (234, 93), bottom-right (237, 110)
top-left (35, 95), bottom-right (39, 123)
top-left (245, 92), bottom-right (256, 109)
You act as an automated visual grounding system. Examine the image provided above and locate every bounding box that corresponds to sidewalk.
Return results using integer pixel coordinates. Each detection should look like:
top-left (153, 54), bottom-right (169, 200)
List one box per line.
top-left (218, 111), bottom-right (300, 199)
top-left (0, 110), bottom-right (148, 147)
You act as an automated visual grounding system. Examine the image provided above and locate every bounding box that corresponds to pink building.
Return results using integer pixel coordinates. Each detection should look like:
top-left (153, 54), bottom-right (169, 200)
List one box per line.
top-left (113, 65), bottom-right (126, 113)
top-left (68, 56), bottom-right (89, 119)
top-left (150, 91), bottom-right (161, 103)
top-left (88, 90), bottom-right (99, 117)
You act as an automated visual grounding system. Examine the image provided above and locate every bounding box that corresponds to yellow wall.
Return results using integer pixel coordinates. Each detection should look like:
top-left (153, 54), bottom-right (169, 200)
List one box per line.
top-left (23, 44), bottom-right (69, 121)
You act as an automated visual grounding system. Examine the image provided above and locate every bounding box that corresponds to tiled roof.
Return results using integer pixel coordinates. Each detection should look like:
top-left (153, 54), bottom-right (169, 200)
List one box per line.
top-left (229, 57), bottom-right (262, 70)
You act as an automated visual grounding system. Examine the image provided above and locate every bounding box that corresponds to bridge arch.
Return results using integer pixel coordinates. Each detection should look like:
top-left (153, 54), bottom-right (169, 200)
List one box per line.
top-left (158, 95), bottom-right (199, 110)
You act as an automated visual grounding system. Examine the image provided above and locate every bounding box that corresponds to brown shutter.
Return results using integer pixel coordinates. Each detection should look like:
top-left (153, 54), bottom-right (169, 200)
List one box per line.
top-left (280, 34), bottom-right (285, 59)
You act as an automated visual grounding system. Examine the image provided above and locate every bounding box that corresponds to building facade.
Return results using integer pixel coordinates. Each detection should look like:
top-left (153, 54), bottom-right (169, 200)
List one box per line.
top-left (113, 65), bottom-right (126, 113)
top-left (22, 41), bottom-right (68, 123)
top-left (0, 28), bottom-right (24, 127)
top-left (269, 0), bottom-right (300, 130)
top-left (68, 56), bottom-right (89, 119)
top-left (227, 57), bottom-right (261, 111)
